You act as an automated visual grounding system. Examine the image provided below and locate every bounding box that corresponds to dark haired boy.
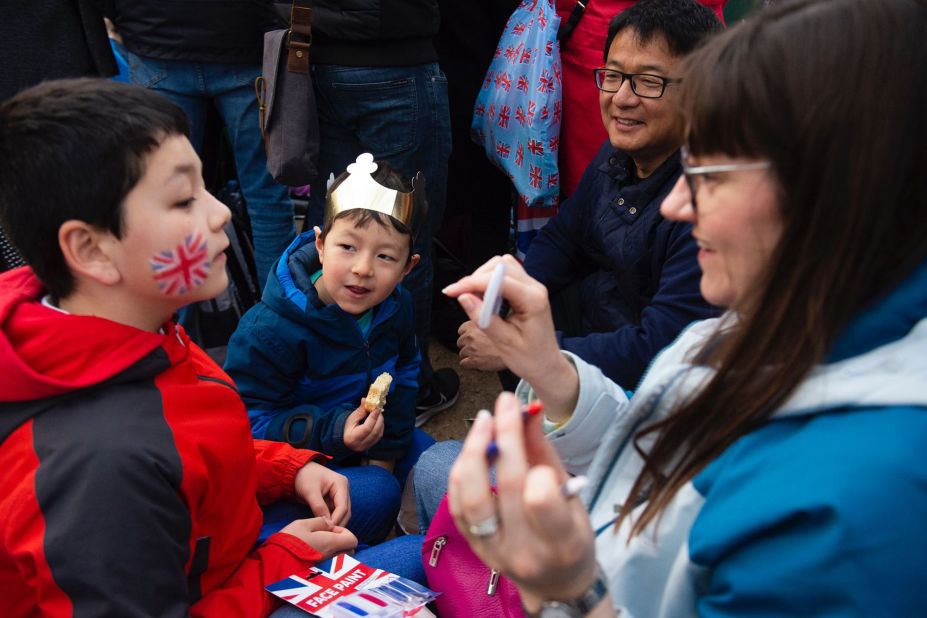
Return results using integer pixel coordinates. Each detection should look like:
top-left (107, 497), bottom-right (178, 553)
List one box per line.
top-left (458, 0), bottom-right (721, 390)
top-left (225, 153), bottom-right (436, 542)
top-left (0, 78), bottom-right (356, 616)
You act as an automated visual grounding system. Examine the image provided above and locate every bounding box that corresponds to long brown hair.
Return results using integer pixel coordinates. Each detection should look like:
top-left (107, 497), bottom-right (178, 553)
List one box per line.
top-left (619, 0), bottom-right (927, 537)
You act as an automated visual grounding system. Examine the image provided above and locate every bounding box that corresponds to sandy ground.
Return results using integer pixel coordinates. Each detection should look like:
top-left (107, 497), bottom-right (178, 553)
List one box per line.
top-left (417, 339), bottom-right (503, 442)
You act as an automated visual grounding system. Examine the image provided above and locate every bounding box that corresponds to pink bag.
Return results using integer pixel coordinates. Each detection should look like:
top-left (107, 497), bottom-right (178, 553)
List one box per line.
top-left (422, 494), bottom-right (526, 617)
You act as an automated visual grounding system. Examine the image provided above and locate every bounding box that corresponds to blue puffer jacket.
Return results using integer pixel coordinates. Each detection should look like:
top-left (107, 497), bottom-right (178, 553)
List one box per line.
top-left (224, 231), bottom-right (420, 464)
top-left (524, 141), bottom-right (715, 389)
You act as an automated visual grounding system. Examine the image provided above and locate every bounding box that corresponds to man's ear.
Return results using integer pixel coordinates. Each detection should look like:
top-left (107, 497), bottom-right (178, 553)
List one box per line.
top-left (314, 225), bottom-right (324, 264)
top-left (402, 253), bottom-right (421, 277)
top-left (58, 220), bottom-right (122, 286)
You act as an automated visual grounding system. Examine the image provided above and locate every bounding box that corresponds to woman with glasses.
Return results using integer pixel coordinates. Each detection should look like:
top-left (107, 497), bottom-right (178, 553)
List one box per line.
top-left (443, 0), bottom-right (927, 616)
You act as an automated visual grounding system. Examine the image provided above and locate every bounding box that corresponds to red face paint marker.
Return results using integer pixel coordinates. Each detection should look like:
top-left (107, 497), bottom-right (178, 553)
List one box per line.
top-left (486, 400), bottom-right (544, 461)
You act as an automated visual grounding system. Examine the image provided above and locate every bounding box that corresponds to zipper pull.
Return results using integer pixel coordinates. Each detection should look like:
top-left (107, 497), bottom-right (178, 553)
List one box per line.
top-left (487, 569), bottom-right (500, 596)
top-left (428, 536), bottom-right (447, 567)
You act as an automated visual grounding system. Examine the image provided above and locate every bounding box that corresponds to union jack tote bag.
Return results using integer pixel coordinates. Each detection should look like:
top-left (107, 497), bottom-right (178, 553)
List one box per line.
top-left (472, 0), bottom-right (562, 216)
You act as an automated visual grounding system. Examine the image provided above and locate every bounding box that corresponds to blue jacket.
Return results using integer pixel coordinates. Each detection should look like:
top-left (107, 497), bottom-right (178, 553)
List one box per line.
top-left (224, 231), bottom-right (420, 463)
top-left (524, 142), bottom-right (715, 389)
top-left (522, 259), bottom-right (927, 616)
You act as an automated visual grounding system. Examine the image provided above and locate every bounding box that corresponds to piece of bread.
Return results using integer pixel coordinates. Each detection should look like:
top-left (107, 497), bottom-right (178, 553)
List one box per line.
top-left (364, 372), bottom-right (393, 411)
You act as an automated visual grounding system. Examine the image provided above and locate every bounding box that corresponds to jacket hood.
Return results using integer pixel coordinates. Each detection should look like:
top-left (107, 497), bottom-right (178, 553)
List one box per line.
top-left (776, 258), bottom-right (927, 417)
top-left (0, 267), bottom-right (184, 403)
top-left (262, 230), bottom-right (402, 339)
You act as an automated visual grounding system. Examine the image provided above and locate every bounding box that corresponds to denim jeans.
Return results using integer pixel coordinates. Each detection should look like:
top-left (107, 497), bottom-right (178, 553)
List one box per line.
top-left (260, 429), bottom-right (436, 546)
top-left (306, 63), bottom-right (452, 384)
top-left (413, 440), bottom-right (466, 534)
top-left (126, 52), bottom-right (295, 289)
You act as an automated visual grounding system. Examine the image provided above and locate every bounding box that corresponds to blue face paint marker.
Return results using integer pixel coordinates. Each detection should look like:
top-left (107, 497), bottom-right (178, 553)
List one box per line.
top-left (335, 600), bottom-right (368, 616)
top-left (485, 400), bottom-right (544, 462)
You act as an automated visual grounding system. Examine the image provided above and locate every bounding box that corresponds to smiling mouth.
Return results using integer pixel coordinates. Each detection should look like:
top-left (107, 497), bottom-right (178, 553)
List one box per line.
top-left (346, 285), bottom-right (370, 295)
top-left (615, 118), bottom-right (643, 127)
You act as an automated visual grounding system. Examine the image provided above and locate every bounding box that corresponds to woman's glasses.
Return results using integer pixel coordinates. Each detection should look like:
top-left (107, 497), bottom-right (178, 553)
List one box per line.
top-left (681, 146), bottom-right (771, 210)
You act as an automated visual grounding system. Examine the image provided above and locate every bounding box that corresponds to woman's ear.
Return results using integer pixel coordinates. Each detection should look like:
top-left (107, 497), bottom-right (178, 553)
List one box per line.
top-left (58, 220), bottom-right (122, 286)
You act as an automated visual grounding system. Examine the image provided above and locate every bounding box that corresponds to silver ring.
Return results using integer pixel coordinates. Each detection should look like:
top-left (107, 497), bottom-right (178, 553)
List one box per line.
top-left (467, 514), bottom-right (499, 538)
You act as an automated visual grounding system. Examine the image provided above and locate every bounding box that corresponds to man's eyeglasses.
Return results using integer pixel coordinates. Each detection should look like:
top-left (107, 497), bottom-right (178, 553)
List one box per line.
top-left (593, 68), bottom-right (680, 99)
top-left (681, 146), bottom-right (772, 211)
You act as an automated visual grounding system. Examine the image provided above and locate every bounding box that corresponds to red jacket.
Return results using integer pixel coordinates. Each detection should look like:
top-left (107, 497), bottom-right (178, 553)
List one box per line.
top-left (555, 0), bottom-right (726, 197)
top-left (0, 267), bottom-right (326, 616)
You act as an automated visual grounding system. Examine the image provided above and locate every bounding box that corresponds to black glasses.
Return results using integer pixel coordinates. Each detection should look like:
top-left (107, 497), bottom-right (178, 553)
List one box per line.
top-left (593, 68), bottom-right (681, 98)
top-left (680, 146), bottom-right (772, 211)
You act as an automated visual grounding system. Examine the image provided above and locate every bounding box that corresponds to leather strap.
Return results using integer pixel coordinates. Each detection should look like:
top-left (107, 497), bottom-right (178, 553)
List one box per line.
top-left (557, 0), bottom-right (589, 44)
top-left (287, 0), bottom-right (313, 74)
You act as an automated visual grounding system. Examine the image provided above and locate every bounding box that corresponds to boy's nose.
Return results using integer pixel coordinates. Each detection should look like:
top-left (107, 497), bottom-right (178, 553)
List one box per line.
top-left (206, 191), bottom-right (232, 231)
top-left (352, 255), bottom-right (374, 276)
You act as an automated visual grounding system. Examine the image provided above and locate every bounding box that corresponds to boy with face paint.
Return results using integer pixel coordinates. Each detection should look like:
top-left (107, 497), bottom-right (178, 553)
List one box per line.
top-left (0, 79), bottom-right (360, 616)
top-left (225, 153), bottom-right (435, 543)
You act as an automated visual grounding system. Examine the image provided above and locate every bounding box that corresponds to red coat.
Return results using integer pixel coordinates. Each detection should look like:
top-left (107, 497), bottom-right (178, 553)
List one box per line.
top-left (0, 267), bottom-right (326, 617)
top-left (555, 0), bottom-right (726, 197)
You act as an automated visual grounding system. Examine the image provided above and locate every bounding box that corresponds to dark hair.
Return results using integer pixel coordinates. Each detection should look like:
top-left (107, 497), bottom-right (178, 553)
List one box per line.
top-left (0, 78), bottom-right (189, 299)
top-left (620, 0), bottom-right (927, 536)
top-left (604, 0), bottom-right (723, 62)
top-left (320, 160), bottom-right (423, 258)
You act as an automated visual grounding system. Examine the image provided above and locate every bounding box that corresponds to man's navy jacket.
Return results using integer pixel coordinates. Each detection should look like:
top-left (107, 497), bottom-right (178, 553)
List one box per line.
top-left (524, 142), bottom-right (715, 389)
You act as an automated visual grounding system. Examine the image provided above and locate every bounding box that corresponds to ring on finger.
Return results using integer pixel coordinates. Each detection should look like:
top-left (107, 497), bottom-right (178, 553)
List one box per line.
top-left (467, 514), bottom-right (499, 538)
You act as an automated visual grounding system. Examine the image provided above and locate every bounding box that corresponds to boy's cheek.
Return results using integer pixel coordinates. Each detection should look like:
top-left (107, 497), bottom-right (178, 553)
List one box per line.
top-left (148, 232), bottom-right (212, 296)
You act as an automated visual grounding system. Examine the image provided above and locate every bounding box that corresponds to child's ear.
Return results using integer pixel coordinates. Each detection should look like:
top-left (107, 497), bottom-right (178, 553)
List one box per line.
top-left (314, 225), bottom-right (324, 263)
top-left (402, 253), bottom-right (420, 277)
top-left (58, 220), bottom-right (121, 286)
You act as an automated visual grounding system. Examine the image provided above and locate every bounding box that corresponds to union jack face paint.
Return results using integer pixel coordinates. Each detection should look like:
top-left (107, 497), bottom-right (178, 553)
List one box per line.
top-left (149, 233), bottom-right (211, 295)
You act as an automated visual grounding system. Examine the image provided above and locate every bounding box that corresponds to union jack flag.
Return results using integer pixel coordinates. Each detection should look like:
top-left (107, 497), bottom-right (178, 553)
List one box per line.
top-left (488, 103), bottom-right (496, 120)
top-left (150, 233), bottom-right (210, 295)
top-left (519, 48), bottom-right (533, 64)
top-left (538, 10), bottom-right (548, 28)
top-left (527, 100), bottom-right (537, 121)
top-left (529, 165), bottom-right (542, 188)
top-left (547, 172), bottom-right (559, 188)
top-left (475, 103), bottom-right (485, 117)
top-left (516, 75), bottom-right (530, 93)
top-left (515, 143), bottom-right (525, 167)
top-left (498, 105), bottom-right (511, 128)
top-left (553, 100), bottom-right (562, 123)
top-left (554, 62), bottom-right (563, 85)
top-left (483, 71), bottom-right (494, 90)
top-left (546, 41), bottom-right (554, 56)
top-left (504, 45), bottom-right (518, 62)
top-left (537, 70), bottom-right (555, 93)
top-left (539, 105), bottom-right (549, 121)
top-left (496, 141), bottom-right (511, 158)
top-left (549, 135), bottom-right (560, 152)
top-left (515, 105), bottom-right (528, 126)
top-left (512, 23), bottom-right (527, 35)
top-left (527, 139), bottom-right (545, 155)
top-left (495, 71), bottom-right (512, 92)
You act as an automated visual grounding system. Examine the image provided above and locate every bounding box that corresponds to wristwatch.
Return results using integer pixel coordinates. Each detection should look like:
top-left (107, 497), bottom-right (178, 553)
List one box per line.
top-left (525, 566), bottom-right (609, 618)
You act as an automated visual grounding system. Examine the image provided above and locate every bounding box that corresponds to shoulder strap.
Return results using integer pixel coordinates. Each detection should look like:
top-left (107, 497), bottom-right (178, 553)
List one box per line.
top-left (288, 0), bottom-right (313, 74)
top-left (557, 0), bottom-right (589, 44)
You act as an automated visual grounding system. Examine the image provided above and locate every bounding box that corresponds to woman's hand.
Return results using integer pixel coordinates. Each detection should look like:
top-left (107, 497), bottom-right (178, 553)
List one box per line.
top-left (293, 461), bottom-right (351, 526)
top-left (280, 517), bottom-right (358, 560)
top-left (447, 392), bottom-right (601, 612)
top-left (444, 255), bottom-right (578, 419)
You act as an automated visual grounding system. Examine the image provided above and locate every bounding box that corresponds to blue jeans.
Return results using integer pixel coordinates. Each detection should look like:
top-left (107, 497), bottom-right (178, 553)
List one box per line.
top-left (261, 429), bottom-right (436, 545)
top-left (126, 52), bottom-right (295, 289)
top-left (413, 440), bottom-right (466, 534)
top-left (268, 535), bottom-right (427, 618)
top-left (307, 63), bottom-right (452, 384)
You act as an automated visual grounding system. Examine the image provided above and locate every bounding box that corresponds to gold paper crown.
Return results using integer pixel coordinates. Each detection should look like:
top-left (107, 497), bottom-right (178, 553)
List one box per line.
top-left (324, 153), bottom-right (426, 236)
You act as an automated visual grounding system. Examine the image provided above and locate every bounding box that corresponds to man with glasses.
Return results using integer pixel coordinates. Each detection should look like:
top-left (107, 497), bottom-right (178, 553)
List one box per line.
top-left (457, 0), bottom-right (721, 389)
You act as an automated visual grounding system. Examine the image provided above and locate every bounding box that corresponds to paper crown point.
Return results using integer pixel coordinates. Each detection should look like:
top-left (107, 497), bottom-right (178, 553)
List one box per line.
top-left (324, 153), bottom-right (426, 235)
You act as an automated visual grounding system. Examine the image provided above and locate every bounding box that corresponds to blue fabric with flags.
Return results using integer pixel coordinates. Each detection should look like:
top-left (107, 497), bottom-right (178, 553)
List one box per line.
top-left (472, 0), bottom-right (562, 221)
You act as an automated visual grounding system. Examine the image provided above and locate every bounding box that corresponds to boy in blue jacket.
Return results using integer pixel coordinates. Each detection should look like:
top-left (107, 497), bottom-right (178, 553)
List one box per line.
top-left (225, 154), bottom-right (435, 540)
